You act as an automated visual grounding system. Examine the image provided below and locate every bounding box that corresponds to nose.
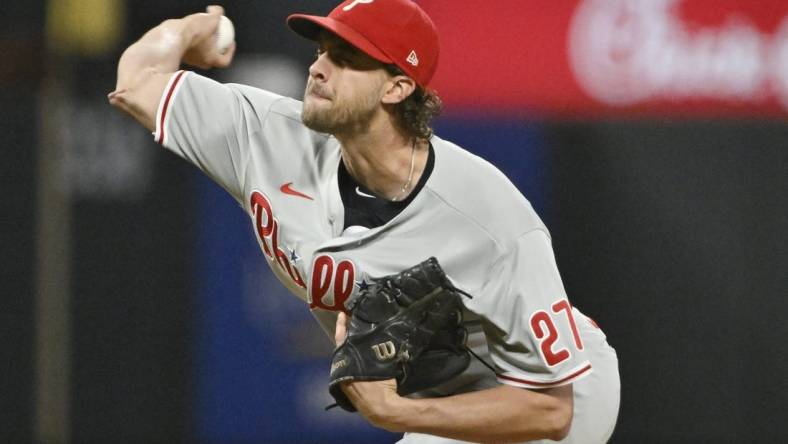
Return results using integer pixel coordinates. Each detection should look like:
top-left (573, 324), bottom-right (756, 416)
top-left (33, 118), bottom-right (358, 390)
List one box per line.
top-left (309, 52), bottom-right (330, 82)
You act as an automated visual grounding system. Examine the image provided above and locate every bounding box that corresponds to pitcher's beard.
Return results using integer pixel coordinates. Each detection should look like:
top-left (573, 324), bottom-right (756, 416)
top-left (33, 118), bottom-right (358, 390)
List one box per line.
top-left (301, 101), bottom-right (343, 134)
top-left (302, 92), bottom-right (379, 135)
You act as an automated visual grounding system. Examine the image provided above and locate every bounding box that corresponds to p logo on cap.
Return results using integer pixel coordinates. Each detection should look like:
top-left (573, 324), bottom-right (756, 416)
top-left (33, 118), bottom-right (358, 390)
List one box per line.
top-left (343, 0), bottom-right (375, 11)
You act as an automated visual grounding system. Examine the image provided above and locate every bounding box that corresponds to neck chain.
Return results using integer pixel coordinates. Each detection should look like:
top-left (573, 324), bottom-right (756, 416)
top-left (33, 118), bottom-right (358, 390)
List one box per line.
top-left (390, 140), bottom-right (417, 202)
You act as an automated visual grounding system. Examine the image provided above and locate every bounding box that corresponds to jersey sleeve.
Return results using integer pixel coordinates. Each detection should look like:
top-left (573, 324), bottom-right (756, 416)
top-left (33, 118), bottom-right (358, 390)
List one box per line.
top-left (153, 70), bottom-right (286, 203)
top-left (478, 229), bottom-right (593, 389)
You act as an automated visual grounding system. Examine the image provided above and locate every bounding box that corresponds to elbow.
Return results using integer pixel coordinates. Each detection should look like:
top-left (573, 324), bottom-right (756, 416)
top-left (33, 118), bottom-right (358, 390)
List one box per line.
top-left (107, 89), bottom-right (129, 112)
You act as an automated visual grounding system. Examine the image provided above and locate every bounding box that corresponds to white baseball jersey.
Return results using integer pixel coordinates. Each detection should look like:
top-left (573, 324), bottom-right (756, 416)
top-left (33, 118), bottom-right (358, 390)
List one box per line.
top-left (155, 71), bottom-right (620, 444)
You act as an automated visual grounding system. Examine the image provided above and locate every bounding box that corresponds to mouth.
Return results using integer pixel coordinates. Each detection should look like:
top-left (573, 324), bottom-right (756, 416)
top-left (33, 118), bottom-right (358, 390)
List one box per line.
top-left (307, 83), bottom-right (333, 101)
top-left (308, 92), bottom-right (331, 102)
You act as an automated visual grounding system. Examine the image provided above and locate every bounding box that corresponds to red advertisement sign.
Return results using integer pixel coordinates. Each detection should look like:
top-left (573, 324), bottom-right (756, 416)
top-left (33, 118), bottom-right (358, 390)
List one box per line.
top-left (421, 0), bottom-right (788, 118)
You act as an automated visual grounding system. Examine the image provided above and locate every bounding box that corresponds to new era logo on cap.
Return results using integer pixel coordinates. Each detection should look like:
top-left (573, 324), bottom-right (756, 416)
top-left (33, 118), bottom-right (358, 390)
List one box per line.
top-left (406, 50), bottom-right (419, 66)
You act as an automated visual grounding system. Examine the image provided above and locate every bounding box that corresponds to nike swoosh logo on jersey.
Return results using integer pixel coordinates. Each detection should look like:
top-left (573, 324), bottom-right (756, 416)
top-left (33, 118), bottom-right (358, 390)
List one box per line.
top-left (280, 182), bottom-right (314, 201)
top-left (355, 186), bottom-right (376, 199)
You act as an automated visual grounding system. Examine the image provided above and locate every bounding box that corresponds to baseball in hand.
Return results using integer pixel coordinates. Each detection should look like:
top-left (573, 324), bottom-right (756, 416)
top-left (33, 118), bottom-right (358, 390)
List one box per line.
top-left (215, 15), bottom-right (235, 55)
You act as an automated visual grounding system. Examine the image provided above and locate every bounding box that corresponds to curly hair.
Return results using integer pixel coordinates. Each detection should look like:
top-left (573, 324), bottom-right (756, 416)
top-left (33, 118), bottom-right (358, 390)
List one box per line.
top-left (385, 65), bottom-right (443, 140)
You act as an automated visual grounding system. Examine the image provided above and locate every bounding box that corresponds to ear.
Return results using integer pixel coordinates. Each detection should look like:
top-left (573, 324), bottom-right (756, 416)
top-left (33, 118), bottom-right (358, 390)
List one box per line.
top-left (381, 75), bottom-right (417, 105)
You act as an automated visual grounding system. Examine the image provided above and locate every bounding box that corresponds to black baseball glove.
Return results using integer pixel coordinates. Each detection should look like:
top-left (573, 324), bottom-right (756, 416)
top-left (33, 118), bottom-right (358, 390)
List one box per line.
top-left (328, 257), bottom-right (471, 412)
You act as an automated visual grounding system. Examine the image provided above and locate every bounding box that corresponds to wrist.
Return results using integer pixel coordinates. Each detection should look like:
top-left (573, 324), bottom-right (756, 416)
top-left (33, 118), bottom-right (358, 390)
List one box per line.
top-left (178, 14), bottom-right (206, 49)
top-left (381, 395), bottom-right (420, 433)
top-left (155, 18), bottom-right (192, 53)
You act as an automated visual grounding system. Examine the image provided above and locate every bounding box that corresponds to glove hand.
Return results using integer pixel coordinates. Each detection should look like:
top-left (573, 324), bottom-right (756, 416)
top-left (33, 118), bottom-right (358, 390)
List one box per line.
top-left (336, 312), bottom-right (406, 429)
top-left (328, 257), bottom-right (471, 412)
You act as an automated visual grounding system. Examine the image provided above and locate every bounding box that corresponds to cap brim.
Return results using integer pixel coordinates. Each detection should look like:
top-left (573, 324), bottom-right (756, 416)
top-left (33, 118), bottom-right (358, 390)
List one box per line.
top-left (287, 14), bottom-right (393, 65)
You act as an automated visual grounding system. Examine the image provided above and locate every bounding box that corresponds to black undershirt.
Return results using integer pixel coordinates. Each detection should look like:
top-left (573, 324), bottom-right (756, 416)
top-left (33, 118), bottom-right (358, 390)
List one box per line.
top-left (339, 143), bottom-right (435, 230)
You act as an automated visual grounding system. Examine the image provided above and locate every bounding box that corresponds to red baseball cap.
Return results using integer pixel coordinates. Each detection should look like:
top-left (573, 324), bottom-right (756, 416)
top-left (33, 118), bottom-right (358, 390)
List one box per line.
top-left (287, 0), bottom-right (440, 87)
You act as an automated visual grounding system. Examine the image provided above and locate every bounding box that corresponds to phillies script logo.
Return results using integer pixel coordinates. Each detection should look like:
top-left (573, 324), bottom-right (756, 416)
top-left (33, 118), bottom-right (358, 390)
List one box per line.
top-left (309, 254), bottom-right (356, 312)
top-left (250, 190), bottom-right (306, 289)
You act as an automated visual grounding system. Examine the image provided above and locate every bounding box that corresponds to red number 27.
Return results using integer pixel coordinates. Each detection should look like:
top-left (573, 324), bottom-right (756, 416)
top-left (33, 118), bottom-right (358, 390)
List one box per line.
top-left (529, 299), bottom-right (584, 367)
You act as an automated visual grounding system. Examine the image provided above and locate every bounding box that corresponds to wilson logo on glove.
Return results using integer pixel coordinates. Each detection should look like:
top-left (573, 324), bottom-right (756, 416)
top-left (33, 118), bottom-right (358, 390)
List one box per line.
top-left (371, 341), bottom-right (397, 361)
top-left (330, 358), bottom-right (347, 375)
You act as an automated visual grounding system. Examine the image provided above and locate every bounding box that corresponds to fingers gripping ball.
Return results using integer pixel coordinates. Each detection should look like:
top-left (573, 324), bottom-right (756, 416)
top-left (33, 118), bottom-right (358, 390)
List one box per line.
top-left (215, 15), bottom-right (235, 55)
top-left (329, 257), bottom-right (472, 412)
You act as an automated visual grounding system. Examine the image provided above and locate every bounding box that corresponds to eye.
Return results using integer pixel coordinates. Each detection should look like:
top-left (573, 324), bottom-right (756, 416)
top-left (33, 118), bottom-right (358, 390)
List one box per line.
top-left (333, 55), bottom-right (350, 66)
top-left (329, 50), bottom-right (354, 67)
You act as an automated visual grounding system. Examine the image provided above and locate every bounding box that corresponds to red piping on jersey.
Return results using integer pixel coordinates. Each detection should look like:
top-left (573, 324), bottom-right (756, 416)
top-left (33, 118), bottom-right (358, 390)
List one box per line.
top-left (156, 70), bottom-right (187, 145)
top-left (497, 363), bottom-right (592, 387)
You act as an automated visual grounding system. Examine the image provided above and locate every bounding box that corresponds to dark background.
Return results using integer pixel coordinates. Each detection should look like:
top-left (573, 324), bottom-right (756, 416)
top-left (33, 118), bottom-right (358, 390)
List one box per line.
top-left (3, 0), bottom-right (787, 443)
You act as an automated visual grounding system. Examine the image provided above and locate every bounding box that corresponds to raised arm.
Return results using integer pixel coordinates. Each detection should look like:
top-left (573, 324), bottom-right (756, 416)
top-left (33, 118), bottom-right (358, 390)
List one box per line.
top-left (108, 5), bottom-right (235, 131)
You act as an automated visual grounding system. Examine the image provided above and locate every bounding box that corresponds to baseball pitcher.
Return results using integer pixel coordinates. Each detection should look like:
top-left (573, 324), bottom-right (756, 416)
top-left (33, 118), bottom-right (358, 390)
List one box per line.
top-left (109, 1), bottom-right (620, 442)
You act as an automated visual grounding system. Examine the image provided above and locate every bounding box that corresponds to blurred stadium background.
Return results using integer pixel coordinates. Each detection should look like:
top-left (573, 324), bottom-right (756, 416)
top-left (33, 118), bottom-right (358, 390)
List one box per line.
top-left (3, 0), bottom-right (787, 442)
